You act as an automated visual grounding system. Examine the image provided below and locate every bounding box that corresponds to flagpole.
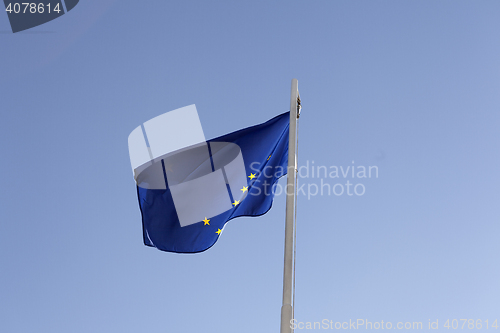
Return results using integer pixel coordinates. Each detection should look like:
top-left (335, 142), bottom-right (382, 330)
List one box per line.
top-left (280, 78), bottom-right (299, 333)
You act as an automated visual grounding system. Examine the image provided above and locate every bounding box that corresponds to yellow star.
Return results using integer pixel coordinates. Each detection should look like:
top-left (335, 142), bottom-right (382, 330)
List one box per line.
top-left (232, 200), bottom-right (240, 206)
top-left (241, 186), bottom-right (248, 193)
top-left (216, 229), bottom-right (222, 235)
top-left (203, 217), bottom-right (210, 225)
top-left (248, 173), bottom-right (256, 180)
top-left (267, 155), bottom-right (272, 160)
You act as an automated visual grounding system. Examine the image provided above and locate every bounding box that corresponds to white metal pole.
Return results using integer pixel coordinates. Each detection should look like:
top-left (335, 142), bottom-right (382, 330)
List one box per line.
top-left (280, 78), bottom-right (299, 333)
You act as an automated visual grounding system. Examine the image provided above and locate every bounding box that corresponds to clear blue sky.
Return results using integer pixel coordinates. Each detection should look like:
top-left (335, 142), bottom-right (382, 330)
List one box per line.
top-left (1, 1), bottom-right (500, 332)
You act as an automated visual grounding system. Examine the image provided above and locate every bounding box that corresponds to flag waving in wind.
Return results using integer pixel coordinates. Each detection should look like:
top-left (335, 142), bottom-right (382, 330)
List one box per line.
top-left (128, 106), bottom-right (290, 253)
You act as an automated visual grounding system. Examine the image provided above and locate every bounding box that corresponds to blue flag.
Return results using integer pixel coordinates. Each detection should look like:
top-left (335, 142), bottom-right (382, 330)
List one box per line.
top-left (132, 111), bottom-right (290, 253)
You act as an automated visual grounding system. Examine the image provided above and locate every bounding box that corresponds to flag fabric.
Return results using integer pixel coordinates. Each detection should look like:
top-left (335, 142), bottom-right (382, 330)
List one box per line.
top-left (135, 112), bottom-right (290, 253)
